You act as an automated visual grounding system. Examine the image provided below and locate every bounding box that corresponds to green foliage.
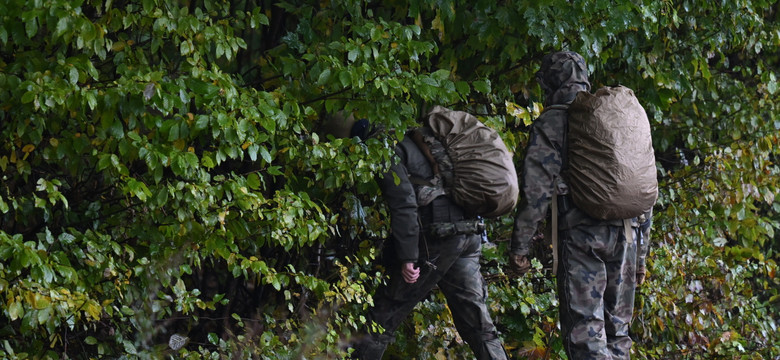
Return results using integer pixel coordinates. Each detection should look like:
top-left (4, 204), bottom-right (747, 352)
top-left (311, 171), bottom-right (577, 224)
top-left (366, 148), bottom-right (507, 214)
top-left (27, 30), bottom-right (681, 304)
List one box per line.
top-left (0, 0), bottom-right (778, 359)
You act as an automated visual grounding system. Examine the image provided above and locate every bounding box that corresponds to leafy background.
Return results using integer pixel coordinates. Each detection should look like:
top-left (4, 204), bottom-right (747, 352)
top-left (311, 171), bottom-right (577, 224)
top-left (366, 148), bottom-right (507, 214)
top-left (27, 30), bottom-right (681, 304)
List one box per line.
top-left (0, 0), bottom-right (778, 358)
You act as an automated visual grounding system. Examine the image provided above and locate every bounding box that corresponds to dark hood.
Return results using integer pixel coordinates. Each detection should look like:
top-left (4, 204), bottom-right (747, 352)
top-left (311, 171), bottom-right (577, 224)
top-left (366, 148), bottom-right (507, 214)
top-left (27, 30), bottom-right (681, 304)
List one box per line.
top-left (536, 51), bottom-right (591, 106)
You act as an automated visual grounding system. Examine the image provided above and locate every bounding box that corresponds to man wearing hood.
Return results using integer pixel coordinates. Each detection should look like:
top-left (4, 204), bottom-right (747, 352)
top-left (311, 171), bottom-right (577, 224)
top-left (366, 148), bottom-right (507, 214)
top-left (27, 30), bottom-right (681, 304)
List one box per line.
top-left (508, 51), bottom-right (652, 359)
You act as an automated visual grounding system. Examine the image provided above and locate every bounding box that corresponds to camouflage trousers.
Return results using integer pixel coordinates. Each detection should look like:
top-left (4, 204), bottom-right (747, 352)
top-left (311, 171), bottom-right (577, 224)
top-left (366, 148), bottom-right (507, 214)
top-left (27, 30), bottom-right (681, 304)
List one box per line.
top-left (557, 222), bottom-right (638, 360)
top-left (353, 233), bottom-right (507, 360)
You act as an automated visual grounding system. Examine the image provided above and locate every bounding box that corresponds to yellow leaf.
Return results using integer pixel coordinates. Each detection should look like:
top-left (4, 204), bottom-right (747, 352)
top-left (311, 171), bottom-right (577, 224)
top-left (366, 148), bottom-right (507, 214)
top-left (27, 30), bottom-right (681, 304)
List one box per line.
top-left (49, 333), bottom-right (61, 348)
top-left (22, 147), bottom-right (34, 160)
top-left (25, 291), bottom-right (38, 306)
top-left (35, 295), bottom-right (51, 310)
top-left (431, 12), bottom-right (445, 39)
top-left (111, 41), bottom-right (125, 52)
top-left (7, 300), bottom-right (23, 321)
top-left (656, 317), bottom-right (665, 330)
top-left (85, 301), bottom-right (102, 320)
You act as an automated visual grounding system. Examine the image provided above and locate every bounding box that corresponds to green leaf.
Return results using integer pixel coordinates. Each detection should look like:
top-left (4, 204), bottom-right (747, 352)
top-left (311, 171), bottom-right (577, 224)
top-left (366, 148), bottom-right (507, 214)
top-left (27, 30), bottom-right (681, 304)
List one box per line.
top-left (247, 173), bottom-right (261, 190)
top-left (7, 301), bottom-right (23, 321)
top-left (338, 70), bottom-right (351, 87)
top-left (317, 68), bottom-right (332, 86)
top-left (97, 154), bottom-right (112, 171)
top-left (348, 48), bottom-right (360, 62)
top-left (21, 91), bottom-right (36, 104)
top-left (0, 197), bottom-right (8, 213)
top-left (267, 166), bottom-right (283, 176)
top-left (455, 81), bottom-right (470, 95)
top-left (202, 153), bottom-right (215, 168)
top-left (208, 332), bottom-right (219, 345)
top-left (37, 306), bottom-right (51, 324)
top-left (142, 0), bottom-right (155, 14)
top-left (85, 91), bottom-right (97, 110)
top-left (259, 146), bottom-right (272, 163)
top-left (472, 80), bottom-right (490, 94)
top-left (55, 17), bottom-right (69, 37)
top-left (69, 67), bottom-right (79, 85)
top-left (25, 16), bottom-right (38, 38)
top-left (123, 340), bottom-right (138, 355)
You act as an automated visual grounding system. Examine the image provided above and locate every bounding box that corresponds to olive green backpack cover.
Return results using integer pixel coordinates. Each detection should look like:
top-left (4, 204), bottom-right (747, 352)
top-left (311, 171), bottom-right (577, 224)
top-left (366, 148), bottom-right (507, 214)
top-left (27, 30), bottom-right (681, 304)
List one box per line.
top-left (411, 106), bottom-right (519, 218)
top-left (562, 85), bottom-right (658, 220)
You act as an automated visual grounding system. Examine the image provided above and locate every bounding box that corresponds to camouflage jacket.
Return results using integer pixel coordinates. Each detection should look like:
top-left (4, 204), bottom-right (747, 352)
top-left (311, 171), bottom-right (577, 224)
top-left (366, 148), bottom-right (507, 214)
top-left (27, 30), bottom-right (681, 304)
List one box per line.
top-left (511, 51), bottom-right (653, 270)
top-left (510, 107), bottom-right (653, 270)
top-left (510, 107), bottom-right (568, 256)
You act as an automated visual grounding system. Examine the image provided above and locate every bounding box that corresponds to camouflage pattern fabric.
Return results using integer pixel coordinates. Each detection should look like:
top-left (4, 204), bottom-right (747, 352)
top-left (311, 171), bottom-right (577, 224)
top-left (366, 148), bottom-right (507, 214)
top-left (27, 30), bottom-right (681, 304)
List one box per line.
top-left (511, 52), bottom-right (591, 256)
top-left (510, 104), bottom-right (569, 256)
top-left (557, 209), bottom-right (638, 360)
top-left (353, 233), bottom-right (506, 360)
top-left (511, 51), bottom-right (654, 359)
top-left (353, 135), bottom-right (507, 359)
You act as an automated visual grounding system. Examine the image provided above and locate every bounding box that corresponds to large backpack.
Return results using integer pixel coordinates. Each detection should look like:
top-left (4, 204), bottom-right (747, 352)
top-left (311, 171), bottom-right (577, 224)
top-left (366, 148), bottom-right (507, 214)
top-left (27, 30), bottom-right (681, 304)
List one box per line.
top-left (410, 106), bottom-right (519, 218)
top-left (554, 85), bottom-right (658, 220)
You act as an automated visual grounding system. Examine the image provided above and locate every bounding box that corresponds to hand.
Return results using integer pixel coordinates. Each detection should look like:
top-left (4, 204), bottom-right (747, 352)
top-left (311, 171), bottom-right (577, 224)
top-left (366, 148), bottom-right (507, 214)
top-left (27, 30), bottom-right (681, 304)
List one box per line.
top-left (401, 262), bottom-right (420, 284)
top-left (636, 268), bottom-right (647, 285)
top-left (509, 253), bottom-right (531, 275)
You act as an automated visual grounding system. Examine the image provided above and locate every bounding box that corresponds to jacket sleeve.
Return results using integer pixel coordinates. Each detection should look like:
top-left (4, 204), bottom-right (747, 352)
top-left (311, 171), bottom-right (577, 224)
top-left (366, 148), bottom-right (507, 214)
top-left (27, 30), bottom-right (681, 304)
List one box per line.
top-left (511, 112), bottom-right (565, 255)
top-left (378, 146), bottom-right (420, 263)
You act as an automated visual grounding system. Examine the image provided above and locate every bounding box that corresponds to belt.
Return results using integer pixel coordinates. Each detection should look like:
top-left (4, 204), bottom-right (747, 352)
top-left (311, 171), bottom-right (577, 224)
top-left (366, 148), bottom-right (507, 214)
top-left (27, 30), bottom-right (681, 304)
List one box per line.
top-left (427, 220), bottom-right (485, 238)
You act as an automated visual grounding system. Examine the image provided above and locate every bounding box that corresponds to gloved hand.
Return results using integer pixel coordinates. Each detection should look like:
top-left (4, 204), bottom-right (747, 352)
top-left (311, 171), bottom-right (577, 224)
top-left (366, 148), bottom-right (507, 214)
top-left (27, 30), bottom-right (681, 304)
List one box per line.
top-left (508, 253), bottom-right (531, 275)
top-left (401, 262), bottom-right (420, 284)
top-left (636, 268), bottom-right (647, 285)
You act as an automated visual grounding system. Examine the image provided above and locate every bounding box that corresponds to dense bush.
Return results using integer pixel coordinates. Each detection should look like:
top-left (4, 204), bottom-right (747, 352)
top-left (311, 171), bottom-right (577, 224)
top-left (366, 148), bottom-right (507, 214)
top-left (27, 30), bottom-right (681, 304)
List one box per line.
top-left (0, 0), bottom-right (778, 358)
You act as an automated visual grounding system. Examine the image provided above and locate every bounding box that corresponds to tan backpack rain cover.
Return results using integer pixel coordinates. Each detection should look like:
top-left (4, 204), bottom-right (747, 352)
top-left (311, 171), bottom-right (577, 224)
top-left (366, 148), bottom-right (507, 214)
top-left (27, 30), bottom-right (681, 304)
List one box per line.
top-left (423, 106), bottom-right (519, 218)
top-left (566, 86), bottom-right (658, 220)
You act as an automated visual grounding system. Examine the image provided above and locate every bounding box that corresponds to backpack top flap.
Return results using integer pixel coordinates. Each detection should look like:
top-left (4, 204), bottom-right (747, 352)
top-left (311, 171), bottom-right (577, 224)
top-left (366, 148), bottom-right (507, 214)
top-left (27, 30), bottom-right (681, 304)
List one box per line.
top-left (566, 86), bottom-right (658, 220)
top-left (424, 106), bottom-right (519, 218)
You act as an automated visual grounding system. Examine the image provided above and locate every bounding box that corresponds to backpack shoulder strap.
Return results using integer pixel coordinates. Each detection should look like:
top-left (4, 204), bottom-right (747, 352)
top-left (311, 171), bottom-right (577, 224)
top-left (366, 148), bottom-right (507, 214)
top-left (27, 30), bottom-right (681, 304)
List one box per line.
top-left (544, 104), bottom-right (570, 112)
top-left (552, 191), bottom-right (559, 276)
top-left (547, 103), bottom-right (571, 276)
top-left (410, 128), bottom-right (440, 175)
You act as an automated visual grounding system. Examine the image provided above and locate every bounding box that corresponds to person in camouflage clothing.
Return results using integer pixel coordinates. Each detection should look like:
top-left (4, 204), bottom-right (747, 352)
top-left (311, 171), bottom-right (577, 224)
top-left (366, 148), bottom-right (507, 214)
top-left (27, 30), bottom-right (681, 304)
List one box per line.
top-left (508, 51), bottom-right (654, 360)
top-left (322, 112), bottom-right (508, 360)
